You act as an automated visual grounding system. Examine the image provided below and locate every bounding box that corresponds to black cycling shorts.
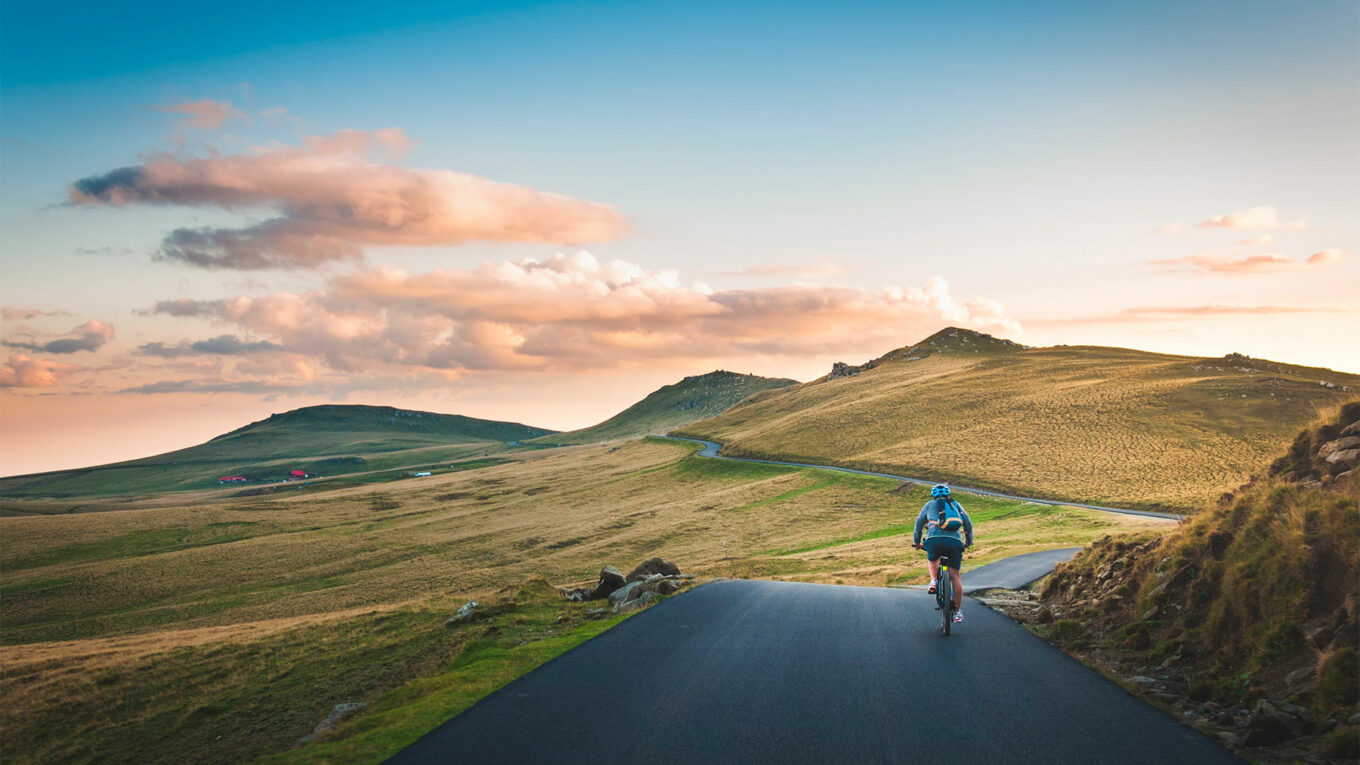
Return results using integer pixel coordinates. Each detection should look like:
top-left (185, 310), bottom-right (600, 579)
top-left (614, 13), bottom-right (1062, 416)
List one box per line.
top-left (923, 537), bottom-right (965, 570)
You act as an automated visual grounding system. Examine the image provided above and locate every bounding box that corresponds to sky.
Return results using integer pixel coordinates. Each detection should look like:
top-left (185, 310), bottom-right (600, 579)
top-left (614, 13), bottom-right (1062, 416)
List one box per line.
top-left (1, 0), bottom-right (1358, 476)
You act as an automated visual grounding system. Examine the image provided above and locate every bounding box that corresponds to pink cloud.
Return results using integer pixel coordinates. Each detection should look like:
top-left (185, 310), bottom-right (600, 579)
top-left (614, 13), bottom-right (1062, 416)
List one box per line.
top-left (1234, 233), bottom-right (1273, 247)
top-left (142, 252), bottom-right (1020, 381)
top-left (2, 319), bottom-right (114, 354)
top-left (2, 308), bottom-right (71, 320)
top-left (155, 99), bottom-right (246, 130)
top-left (1150, 250), bottom-right (1346, 274)
top-left (0, 354), bottom-right (82, 387)
top-left (1197, 206), bottom-right (1308, 231)
top-left (69, 130), bottom-right (626, 270)
top-left (721, 262), bottom-right (847, 278)
top-left (1027, 304), bottom-right (1350, 326)
top-left (1307, 249), bottom-right (1346, 266)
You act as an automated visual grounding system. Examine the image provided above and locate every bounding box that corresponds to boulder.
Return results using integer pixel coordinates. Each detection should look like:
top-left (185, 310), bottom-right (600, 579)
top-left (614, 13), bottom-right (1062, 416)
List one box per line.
top-left (298, 702), bottom-right (366, 744)
top-left (626, 558), bottom-right (681, 583)
top-left (1325, 449), bottom-right (1360, 470)
top-left (1318, 436), bottom-right (1360, 458)
top-left (1342, 420), bottom-right (1360, 437)
top-left (590, 565), bottom-right (628, 599)
top-left (614, 590), bottom-right (658, 614)
top-left (444, 600), bottom-right (478, 627)
top-left (608, 581), bottom-right (643, 607)
top-left (1242, 700), bottom-right (1304, 747)
top-left (1285, 666), bottom-right (1317, 695)
top-left (657, 579), bottom-right (686, 596)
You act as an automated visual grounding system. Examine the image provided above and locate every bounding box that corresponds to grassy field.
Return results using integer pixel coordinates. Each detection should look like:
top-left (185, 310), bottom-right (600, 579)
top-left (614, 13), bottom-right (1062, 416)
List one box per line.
top-left (677, 329), bottom-right (1360, 511)
top-left (0, 437), bottom-right (1166, 763)
top-left (529, 370), bottom-right (796, 445)
top-left (0, 404), bottom-right (552, 499)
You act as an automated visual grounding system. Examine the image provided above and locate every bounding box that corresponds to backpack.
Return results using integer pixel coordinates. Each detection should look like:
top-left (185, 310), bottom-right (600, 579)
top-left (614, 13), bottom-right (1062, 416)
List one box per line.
top-left (935, 497), bottom-right (964, 532)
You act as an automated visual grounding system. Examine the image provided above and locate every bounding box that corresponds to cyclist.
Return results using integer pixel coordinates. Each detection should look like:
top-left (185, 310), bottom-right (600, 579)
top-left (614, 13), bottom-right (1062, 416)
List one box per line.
top-left (912, 484), bottom-right (973, 623)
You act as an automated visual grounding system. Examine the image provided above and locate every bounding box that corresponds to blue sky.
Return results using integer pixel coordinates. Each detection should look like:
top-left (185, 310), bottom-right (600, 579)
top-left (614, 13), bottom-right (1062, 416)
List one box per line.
top-left (1, 0), bottom-right (1357, 473)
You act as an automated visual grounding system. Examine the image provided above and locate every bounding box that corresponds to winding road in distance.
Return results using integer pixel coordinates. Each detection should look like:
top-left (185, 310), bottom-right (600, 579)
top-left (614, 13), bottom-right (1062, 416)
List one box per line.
top-left (658, 436), bottom-right (1186, 521)
top-left (388, 579), bottom-right (1240, 764)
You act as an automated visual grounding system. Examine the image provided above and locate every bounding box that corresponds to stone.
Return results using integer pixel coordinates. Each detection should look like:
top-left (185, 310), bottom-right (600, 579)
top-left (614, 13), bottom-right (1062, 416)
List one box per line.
top-left (1034, 606), bottom-right (1054, 624)
top-left (586, 607), bottom-right (609, 619)
top-left (625, 557), bottom-right (681, 583)
top-left (444, 600), bottom-right (478, 627)
top-left (1242, 700), bottom-right (1303, 747)
top-left (657, 579), bottom-right (686, 596)
top-left (1141, 605), bottom-right (1160, 621)
top-left (1285, 666), bottom-right (1317, 694)
top-left (1128, 676), bottom-right (1159, 689)
top-left (299, 702), bottom-right (366, 743)
top-left (1326, 449), bottom-right (1360, 469)
top-left (1341, 420), bottom-right (1360, 437)
top-left (1318, 436), bottom-right (1360, 458)
top-left (590, 565), bottom-right (628, 599)
top-left (608, 581), bottom-right (643, 606)
top-left (614, 590), bottom-right (658, 614)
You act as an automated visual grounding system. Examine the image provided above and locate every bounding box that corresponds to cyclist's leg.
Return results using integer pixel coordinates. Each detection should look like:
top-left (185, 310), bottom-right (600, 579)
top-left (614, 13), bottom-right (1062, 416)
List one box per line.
top-left (948, 542), bottom-right (965, 609)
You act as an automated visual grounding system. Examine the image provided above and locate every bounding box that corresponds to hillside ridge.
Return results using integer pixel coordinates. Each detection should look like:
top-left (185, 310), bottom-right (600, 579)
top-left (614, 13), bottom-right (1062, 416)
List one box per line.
top-left (537, 370), bottom-right (798, 445)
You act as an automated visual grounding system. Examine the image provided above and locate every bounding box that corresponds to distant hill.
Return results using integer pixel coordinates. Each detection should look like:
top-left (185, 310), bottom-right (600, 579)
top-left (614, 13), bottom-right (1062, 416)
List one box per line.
top-left (676, 327), bottom-right (1360, 510)
top-left (533, 370), bottom-right (798, 445)
top-left (0, 405), bottom-right (554, 498)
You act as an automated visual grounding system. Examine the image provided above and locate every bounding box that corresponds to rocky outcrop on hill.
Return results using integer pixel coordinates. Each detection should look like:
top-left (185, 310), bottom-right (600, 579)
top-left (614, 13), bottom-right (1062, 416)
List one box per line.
top-left (994, 403), bottom-right (1360, 764)
top-left (558, 558), bottom-right (694, 613)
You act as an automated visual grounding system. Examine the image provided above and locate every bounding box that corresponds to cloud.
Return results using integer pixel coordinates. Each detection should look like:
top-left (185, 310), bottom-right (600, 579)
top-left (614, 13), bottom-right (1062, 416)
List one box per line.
top-left (1150, 250), bottom-right (1346, 274)
top-left (2, 308), bottom-right (71, 320)
top-left (138, 299), bottom-right (229, 317)
top-left (1197, 206), bottom-right (1308, 231)
top-left (1027, 304), bottom-right (1349, 326)
top-left (1307, 249), bottom-right (1346, 266)
top-left (0, 354), bottom-right (82, 387)
top-left (1234, 234), bottom-right (1273, 247)
top-left (722, 262), bottom-right (847, 278)
top-left (137, 335), bottom-right (284, 358)
top-left (2, 319), bottom-right (114, 353)
top-left (155, 99), bottom-right (246, 131)
top-left (142, 251), bottom-right (1020, 380)
top-left (69, 129), bottom-right (626, 270)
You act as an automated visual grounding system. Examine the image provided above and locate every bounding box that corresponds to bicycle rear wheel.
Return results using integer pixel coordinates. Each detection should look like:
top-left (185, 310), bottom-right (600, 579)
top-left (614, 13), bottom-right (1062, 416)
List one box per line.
top-left (940, 568), bottom-right (953, 636)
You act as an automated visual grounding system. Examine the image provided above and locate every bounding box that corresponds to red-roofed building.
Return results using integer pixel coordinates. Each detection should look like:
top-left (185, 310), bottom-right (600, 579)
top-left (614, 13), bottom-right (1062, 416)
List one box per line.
top-left (289, 470), bottom-right (307, 479)
top-left (218, 476), bottom-right (247, 484)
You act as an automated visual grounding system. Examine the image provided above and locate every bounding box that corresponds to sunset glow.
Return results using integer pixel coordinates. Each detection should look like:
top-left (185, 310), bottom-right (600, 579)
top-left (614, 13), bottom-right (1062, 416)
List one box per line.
top-left (2, 0), bottom-right (1357, 475)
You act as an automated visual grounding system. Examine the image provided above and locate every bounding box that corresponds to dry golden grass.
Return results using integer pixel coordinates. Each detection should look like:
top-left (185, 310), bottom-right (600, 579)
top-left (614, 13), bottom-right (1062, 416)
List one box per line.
top-left (678, 345), bottom-right (1360, 510)
top-left (1, 437), bottom-right (1167, 763)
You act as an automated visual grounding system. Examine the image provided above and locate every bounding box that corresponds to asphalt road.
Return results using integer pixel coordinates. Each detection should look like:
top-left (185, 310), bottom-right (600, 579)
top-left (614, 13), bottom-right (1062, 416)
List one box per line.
top-left (659, 436), bottom-right (1185, 521)
top-left (388, 580), bottom-right (1239, 764)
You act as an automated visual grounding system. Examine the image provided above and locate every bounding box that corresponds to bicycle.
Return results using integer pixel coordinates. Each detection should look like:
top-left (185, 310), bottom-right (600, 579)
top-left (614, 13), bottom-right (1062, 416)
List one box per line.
top-left (913, 543), bottom-right (958, 635)
top-left (936, 558), bottom-right (956, 636)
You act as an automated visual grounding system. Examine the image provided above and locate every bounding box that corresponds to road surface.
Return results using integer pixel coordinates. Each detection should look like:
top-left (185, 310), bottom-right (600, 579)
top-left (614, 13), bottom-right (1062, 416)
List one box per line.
top-left (659, 436), bottom-right (1184, 521)
top-left (388, 580), bottom-right (1239, 764)
top-left (893, 548), bottom-right (1083, 594)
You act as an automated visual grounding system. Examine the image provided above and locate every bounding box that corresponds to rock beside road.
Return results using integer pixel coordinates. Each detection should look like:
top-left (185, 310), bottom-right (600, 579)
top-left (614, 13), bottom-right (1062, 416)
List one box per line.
top-left (559, 558), bottom-right (692, 612)
top-left (626, 557), bottom-right (681, 582)
top-left (297, 702), bottom-right (366, 745)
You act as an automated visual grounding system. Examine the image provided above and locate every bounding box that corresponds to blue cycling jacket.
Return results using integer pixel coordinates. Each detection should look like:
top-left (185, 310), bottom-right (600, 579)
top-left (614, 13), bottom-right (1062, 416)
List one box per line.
top-left (912, 497), bottom-right (973, 546)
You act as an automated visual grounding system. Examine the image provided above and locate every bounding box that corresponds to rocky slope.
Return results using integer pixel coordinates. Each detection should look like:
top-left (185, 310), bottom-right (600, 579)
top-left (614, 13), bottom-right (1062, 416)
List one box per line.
top-left (999, 402), bottom-right (1360, 764)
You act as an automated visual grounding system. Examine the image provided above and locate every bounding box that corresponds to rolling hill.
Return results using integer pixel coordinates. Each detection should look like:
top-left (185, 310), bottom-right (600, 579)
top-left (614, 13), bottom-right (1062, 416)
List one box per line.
top-left (0, 405), bottom-right (555, 499)
top-left (531, 370), bottom-right (798, 445)
top-left (676, 327), bottom-right (1360, 511)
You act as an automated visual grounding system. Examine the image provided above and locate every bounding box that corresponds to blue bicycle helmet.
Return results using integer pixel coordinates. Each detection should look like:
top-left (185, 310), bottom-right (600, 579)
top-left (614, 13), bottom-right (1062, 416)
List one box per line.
top-left (931, 484), bottom-right (950, 498)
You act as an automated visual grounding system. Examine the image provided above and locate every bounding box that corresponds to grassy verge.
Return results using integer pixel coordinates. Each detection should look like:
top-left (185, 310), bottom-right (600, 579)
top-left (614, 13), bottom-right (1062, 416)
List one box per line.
top-left (0, 580), bottom-right (636, 765)
top-left (262, 581), bottom-right (631, 764)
